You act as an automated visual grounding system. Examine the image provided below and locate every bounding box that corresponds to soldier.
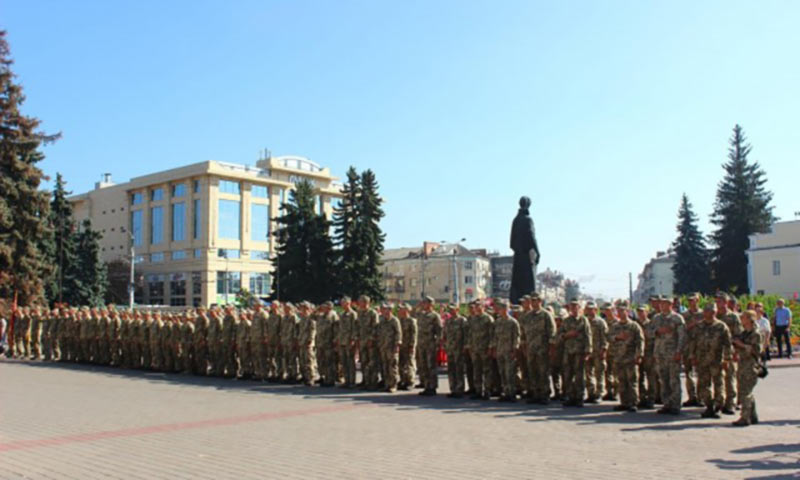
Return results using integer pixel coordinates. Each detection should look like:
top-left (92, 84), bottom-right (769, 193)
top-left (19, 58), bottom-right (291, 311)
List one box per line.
top-left (207, 308), bottom-right (224, 376)
top-left (396, 303), bottom-right (417, 391)
top-left (417, 296), bottom-right (443, 396)
top-left (265, 302), bottom-right (282, 381)
top-left (516, 295), bottom-right (533, 394)
top-left (603, 302), bottom-right (618, 402)
top-left (443, 304), bottom-right (467, 398)
top-left (463, 302), bottom-right (476, 396)
top-left (682, 293), bottom-right (703, 407)
top-left (109, 308), bottom-right (122, 367)
top-left (635, 302), bottom-right (658, 410)
top-left (28, 306), bottom-right (42, 360)
top-left (16, 306), bottom-right (31, 359)
top-left (715, 293), bottom-right (742, 415)
top-left (315, 301), bottom-right (339, 387)
top-left (378, 303), bottom-right (402, 392)
top-left (608, 302), bottom-right (644, 412)
top-left (652, 296), bottom-right (686, 415)
top-left (180, 312), bottom-right (195, 373)
top-left (80, 307), bottom-right (93, 363)
top-left (732, 310), bottom-right (762, 427)
top-left (554, 299), bottom-right (592, 407)
top-left (550, 307), bottom-right (565, 401)
top-left (140, 311), bottom-right (152, 369)
top-left (518, 293), bottom-right (555, 404)
top-left (252, 303), bottom-right (268, 381)
top-left (297, 302), bottom-right (317, 386)
top-left (467, 300), bottom-right (492, 400)
top-left (221, 306), bottom-right (238, 377)
top-left (56, 308), bottom-right (71, 362)
top-left (694, 302), bottom-right (732, 419)
top-left (236, 310), bottom-right (253, 379)
top-left (584, 301), bottom-right (608, 403)
top-left (280, 303), bottom-right (300, 383)
top-left (492, 299), bottom-right (521, 402)
top-left (98, 307), bottom-right (111, 365)
top-left (357, 295), bottom-right (381, 390)
top-left (338, 297), bottom-right (358, 388)
top-left (193, 307), bottom-right (210, 375)
top-left (148, 311), bottom-right (163, 370)
top-left (42, 308), bottom-right (57, 361)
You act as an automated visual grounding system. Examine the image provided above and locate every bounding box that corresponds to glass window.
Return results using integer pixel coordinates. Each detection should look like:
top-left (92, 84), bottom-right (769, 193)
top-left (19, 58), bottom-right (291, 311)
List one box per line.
top-left (150, 206), bottom-right (163, 244)
top-left (134, 255), bottom-right (145, 264)
top-left (131, 192), bottom-right (143, 205)
top-left (170, 297), bottom-right (187, 307)
top-left (219, 180), bottom-right (240, 194)
top-left (193, 199), bottom-right (201, 239)
top-left (192, 271), bottom-right (202, 296)
top-left (252, 185), bottom-right (269, 198)
top-left (151, 188), bottom-right (163, 202)
top-left (218, 199), bottom-right (240, 240)
top-left (131, 210), bottom-right (143, 246)
top-left (278, 188), bottom-right (286, 211)
top-left (170, 273), bottom-right (186, 302)
top-left (249, 273), bottom-right (271, 296)
top-left (465, 276), bottom-right (474, 284)
top-left (216, 271), bottom-right (241, 295)
top-left (172, 250), bottom-right (187, 260)
top-left (193, 180), bottom-right (200, 193)
top-left (151, 252), bottom-right (164, 263)
top-left (194, 249), bottom-right (203, 258)
top-left (773, 260), bottom-right (781, 276)
top-left (250, 250), bottom-right (270, 260)
top-left (147, 274), bottom-right (165, 304)
top-left (172, 184), bottom-right (186, 198)
top-left (464, 261), bottom-right (473, 270)
top-left (251, 203), bottom-right (270, 242)
top-left (217, 249), bottom-right (240, 259)
top-left (172, 202), bottom-right (186, 241)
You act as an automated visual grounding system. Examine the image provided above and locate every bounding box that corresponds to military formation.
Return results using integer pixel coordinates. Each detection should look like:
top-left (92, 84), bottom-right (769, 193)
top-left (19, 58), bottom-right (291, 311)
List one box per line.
top-left (3, 291), bottom-right (765, 427)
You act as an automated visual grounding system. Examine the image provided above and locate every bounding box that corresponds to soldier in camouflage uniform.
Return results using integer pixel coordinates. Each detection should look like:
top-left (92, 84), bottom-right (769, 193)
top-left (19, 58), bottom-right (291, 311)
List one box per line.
top-left (162, 314), bottom-right (177, 373)
top-left (652, 296), bottom-right (686, 415)
top-left (193, 307), bottom-right (210, 375)
top-left (280, 303), bottom-right (300, 383)
top-left (608, 302), bottom-right (644, 412)
top-left (444, 304), bottom-right (467, 398)
top-left (584, 301), bottom-right (608, 403)
top-left (396, 303), bottom-right (417, 391)
top-left (417, 296), bottom-right (443, 396)
top-left (493, 300), bottom-right (521, 402)
top-left (732, 310), bottom-right (762, 427)
top-left (236, 310), bottom-right (253, 379)
top-left (147, 311), bottom-right (162, 370)
top-left (715, 293), bottom-right (742, 415)
top-left (141, 311), bottom-right (153, 369)
top-left (180, 312), bottom-right (195, 373)
top-left (694, 302), bottom-right (733, 419)
top-left (682, 294), bottom-right (702, 406)
top-left (252, 303), bottom-right (268, 381)
top-left (266, 302), bottom-right (282, 381)
top-left (357, 295), bottom-right (380, 389)
top-left (338, 297), bottom-right (358, 388)
top-left (554, 300), bottom-right (592, 407)
top-left (221, 306), bottom-right (238, 377)
top-left (15, 307), bottom-right (30, 359)
top-left (29, 307), bottom-right (42, 360)
top-left (207, 308), bottom-right (224, 376)
top-left (315, 301), bottom-right (339, 387)
top-left (519, 293), bottom-right (556, 404)
top-left (109, 308), bottom-right (122, 367)
top-left (635, 303), bottom-right (658, 409)
top-left (468, 300), bottom-right (493, 400)
top-left (43, 308), bottom-right (58, 361)
top-left (378, 303), bottom-right (402, 392)
top-left (297, 302), bottom-right (317, 386)
top-left (98, 308), bottom-right (111, 365)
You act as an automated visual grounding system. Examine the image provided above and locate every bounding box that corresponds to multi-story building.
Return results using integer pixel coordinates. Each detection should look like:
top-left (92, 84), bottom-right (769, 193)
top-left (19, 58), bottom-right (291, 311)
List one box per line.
top-left (69, 155), bottom-right (342, 307)
top-left (382, 242), bottom-right (492, 304)
top-left (747, 219), bottom-right (800, 298)
top-left (632, 250), bottom-right (675, 304)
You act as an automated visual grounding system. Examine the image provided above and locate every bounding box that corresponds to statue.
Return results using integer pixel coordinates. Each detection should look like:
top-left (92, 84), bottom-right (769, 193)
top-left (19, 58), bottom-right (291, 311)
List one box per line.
top-left (509, 196), bottom-right (540, 304)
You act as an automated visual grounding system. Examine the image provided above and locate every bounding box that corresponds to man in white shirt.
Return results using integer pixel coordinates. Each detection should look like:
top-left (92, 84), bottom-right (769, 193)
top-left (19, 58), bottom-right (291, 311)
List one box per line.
top-left (755, 303), bottom-right (771, 362)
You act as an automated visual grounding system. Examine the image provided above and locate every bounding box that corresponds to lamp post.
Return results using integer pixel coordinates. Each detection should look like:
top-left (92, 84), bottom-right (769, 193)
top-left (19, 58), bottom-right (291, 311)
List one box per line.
top-left (440, 238), bottom-right (466, 304)
top-left (129, 232), bottom-right (135, 311)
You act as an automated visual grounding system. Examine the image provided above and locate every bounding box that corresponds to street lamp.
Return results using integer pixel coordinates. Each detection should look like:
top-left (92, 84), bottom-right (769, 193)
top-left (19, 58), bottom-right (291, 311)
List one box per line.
top-left (440, 238), bottom-right (466, 304)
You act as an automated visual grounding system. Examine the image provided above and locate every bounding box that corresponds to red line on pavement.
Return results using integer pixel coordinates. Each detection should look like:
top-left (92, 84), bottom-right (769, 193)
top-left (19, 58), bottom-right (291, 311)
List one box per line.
top-left (0, 403), bottom-right (368, 453)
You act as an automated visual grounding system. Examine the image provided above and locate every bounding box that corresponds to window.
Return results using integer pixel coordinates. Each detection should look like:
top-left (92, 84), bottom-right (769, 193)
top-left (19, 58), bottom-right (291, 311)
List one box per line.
top-left (131, 210), bottom-right (143, 246)
top-left (193, 180), bottom-right (200, 193)
top-left (151, 252), bottom-right (165, 263)
top-left (150, 206), bottom-right (163, 244)
top-left (217, 249), bottom-right (240, 259)
top-left (151, 188), bottom-right (163, 202)
top-left (134, 255), bottom-right (145, 264)
top-left (170, 273), bottom-right (186, 303)
top-left (218, 199), bottom-right (240, 239)
top-left (170, 297), bottom-right (187, 307)
top-left (147, 274), bottom-right (165, 305)
top-left (410, 278), bottom-right (418, 287)
top-left (251, 203), bottom-right (270, 242)
top-left (172, 202), bottom-right (186, 241)
top-left (250, 250), bottom-right (270, 260)
top-left (317, 195), bottom-right (324, 215)
top-left (192, 271), bottom-right (202, 296)
top-left (172, 250), bottom-right (187, 260)
top-left (773, 260), bottom-right (781, 276)
top-left (277, 188), bottom-right (286, 210)
top-left (252, 185), bottom-right (269, 198)
top-left (194, 249), bottom-right (203, 258)
top-left (464, 261), bottom-right (473, 270)
top-left (219, 180), bottom-right (240, 194)
top-left (465, 276), bottom-right (474, 284)
top-left (131, 192), bottom-right (143, 205)
top-left (249, 273), bottom-right (271, 296)
top-left (216, 271), bottom-right (241, 295)
top-left (172, 184), bottom-right (186, 198)
top-left (193, 199), bottom-right (201, 239)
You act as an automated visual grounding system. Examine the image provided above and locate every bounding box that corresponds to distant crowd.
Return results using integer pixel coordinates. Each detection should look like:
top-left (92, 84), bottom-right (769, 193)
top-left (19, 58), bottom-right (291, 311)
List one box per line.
top-left (1, 292), bottom-right (792, 428)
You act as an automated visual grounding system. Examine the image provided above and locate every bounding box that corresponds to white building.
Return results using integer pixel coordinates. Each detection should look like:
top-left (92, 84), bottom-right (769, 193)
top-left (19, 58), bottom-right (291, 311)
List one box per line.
top-left (633, 250), bottom-right (675, 304)
top-left (746, 219), bottom-right (800, 298)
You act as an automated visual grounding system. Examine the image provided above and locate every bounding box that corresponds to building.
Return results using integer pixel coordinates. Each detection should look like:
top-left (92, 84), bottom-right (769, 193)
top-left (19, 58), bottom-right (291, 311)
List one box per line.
top-left (69, 155), bottom-right (342, 307)
top-left (746, 219), bottom-right (800, 298)
top-left (382, 242), bottom-right (492, 304)
top-left (632, 250), bottom-right (675, 304)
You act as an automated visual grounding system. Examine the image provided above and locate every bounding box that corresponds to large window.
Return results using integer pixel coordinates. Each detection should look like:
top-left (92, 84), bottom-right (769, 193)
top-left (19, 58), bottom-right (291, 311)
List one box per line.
top-left (218, 199), bottom-right (240, 240)
top-left (151, 188), bottom-right (164, 202)
top-left (170, 273), bottom-right (186, 306)
top-left (251, 203), bottom-right (270, 242)
top-left (150, 206), bottom-right (163, 244)
top-left (217, 249), bottom-right (240, 259)
top-left (131, 192), bottom-right (143, 205)
top-left (219, 180), bottom-right (240, 194)
top-left (250, 273), bottom-right (271, 296)
top-left (131, 210), bottom-right (143, 246)
top-left (151, 252), bottom-right (164, 263)
top-left (216, 271), bottom-right (241, 295)
top-left (147, 274), bottom-right (165, 305)
top-left (193, 180), bottom-right (200, 193)
top-left (252, 185), bottom-right (269, 198)
top-left (250, 250), bottom-right (269, 260)
top-left (172, 250), bottom-right (187, 260)
top-left (773, 260), bottom-right (781, 276)
top-left (172, 184), bottom-right (186, 198)
top-left (192, 271), bottom-right (202, 296)
top-left (193, 199), bottom-right (201, 239)
top-left (172, 202), bottom-right (186, 241)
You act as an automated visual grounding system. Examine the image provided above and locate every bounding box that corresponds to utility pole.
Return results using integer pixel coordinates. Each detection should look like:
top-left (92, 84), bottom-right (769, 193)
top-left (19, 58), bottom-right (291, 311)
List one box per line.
top-left (129, 232), bottom-right (135, 311)
top-left (628, 272), bottom-right (633, 304)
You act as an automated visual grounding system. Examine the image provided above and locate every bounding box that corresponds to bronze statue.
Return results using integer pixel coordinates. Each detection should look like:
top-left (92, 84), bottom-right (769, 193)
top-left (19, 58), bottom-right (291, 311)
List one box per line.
top-left (509, 196), bottom-right (540, 304)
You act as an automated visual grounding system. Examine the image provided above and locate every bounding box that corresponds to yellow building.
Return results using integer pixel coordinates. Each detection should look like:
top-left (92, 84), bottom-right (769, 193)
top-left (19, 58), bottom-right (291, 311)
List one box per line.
top-left (69, 155), bottom-right (342, 307)
top-left (747, 220), bottom-right (800, 298)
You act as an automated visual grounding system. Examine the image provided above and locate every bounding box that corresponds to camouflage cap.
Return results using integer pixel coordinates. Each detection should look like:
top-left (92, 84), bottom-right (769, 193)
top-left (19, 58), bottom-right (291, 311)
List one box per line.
top-left (340, 296), bottom-right (351, 303)
top-left (448, 304), bottom-right (459, 310)
top-left (380, 302), bottom-right (393, 310)
top-left (636, 305), bottom-right (647, 311)
top-left (648, 295), bottom-right (659, 302)
top-left (715, 292), bottom-right (729, 301)
top-left (530, 291), bottom-right (542, 300)
top-left (601, 302), bottom-right (614, 310)
top-left (422, 295), bottom-right (435, 303)
top-left (322, 301), bottom-right (334, 308)
top-left (585, 301), bottom-right (597, 309)
top-left (398, 303), bottom-right (411, 310)
top-left (568, 298), bottom-right (580, 306)
top-left (520, 295), bottom-right (531, 302)
top-left (704, 303), bottom-right (717, 312)
top-left (616, 300), bottom-right (629, 308)
top-left (358, 294), bottom-right (371, 302)
top-left (494, 298), bottom-right (510, 308)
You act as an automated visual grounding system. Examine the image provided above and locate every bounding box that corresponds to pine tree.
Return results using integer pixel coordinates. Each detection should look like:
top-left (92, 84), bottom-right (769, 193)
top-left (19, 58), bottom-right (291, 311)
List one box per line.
top-left (331, 167), bottom-right (361, 297)
top-left (709, 125), bottom-right (775, 293)
top-left (0, 30), bottom-right (59, 305)
top-left (352, 169), bottom-right (386, 300)
top-left (671, 194), bottom-right (711, 295)
top-left (75, 219), bottom-right (107, 306)
top-left (47, 173), bottom-right (82, 305)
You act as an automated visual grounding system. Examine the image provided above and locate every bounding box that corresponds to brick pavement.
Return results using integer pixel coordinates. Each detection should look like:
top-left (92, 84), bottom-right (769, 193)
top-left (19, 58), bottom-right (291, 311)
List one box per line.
top-left (0, 359), bottom-right (798, 479)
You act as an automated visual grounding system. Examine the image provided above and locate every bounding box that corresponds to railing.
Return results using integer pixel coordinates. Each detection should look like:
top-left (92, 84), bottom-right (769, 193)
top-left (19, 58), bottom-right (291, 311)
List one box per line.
top-left (216, 161), bottom-right (271, 178)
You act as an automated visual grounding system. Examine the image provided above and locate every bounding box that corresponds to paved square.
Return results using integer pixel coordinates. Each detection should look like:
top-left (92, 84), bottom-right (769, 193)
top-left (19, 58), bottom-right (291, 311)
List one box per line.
top-left (1, 359), bottom-right (798, 479)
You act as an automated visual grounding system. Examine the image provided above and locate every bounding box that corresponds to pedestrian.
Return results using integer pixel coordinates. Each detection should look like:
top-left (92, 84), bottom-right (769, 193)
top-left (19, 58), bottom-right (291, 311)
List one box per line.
top-left (554, 299), bottom-right (592, 407)
top-left (754, 302), bottom-right (771, 363)
top-left (694, 303), bottom-right (733, 419)
top-left (772, 298), bottom-right (793, 359)
top-left (492, 299), bottom-right (520, 402)
top-left (584, 301), bottom-right (608, 403)
top-left (417, 296), bottom-right (443, 396)
top-left (609, 303), bottom-right (644, 412)
top-left (378, 303), bottom-right (402, 393)
top-left (652, 296), bottom-right (686, 415)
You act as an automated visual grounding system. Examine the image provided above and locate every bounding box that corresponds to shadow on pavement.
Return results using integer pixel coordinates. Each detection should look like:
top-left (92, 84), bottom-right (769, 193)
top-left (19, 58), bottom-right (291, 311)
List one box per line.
top-left (705, 442), bottom-right (800, 479)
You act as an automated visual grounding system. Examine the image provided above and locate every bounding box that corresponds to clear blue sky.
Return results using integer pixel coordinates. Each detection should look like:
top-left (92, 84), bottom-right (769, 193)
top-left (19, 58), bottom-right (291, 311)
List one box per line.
top-left (3, 1), bottom-right (799, 298)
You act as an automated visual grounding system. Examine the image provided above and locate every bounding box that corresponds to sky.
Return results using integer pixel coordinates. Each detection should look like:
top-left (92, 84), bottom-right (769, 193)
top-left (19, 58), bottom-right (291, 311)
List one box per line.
top-left (3, 1), bottom-right (799, 299)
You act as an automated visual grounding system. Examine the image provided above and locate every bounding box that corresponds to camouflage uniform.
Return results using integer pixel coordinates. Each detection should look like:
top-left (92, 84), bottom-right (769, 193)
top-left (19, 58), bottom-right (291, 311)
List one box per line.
top-left (97, 311), bottom-right (110, 365)
top-left (193, 312), bottom-right (210, 375)
top-left (280, 310), bottom-right (299, 382)
top-left (555, 313), bottom-right (592, 405)
top-left (493, 310), bottom-right (521, 400)
top-left (266, 310), bottom-right (282, 380)
top-left (15, 310), bottom-right (30, 359)
top-left (297, 309), bottom-right (317, 385)
top-left (139, 316), bottom-right (152, 369)
top-left (149, 316), bottom-right (163, 370)
top-left (417, 310), bottom-right (443, 393)
top-left (637, 316), bottom-right (659, 407)
top-left (603, 315), bottom-right (617, 400)
top-left (357, 307), bottom-right (380, 388)
top-left (180, 317), bottom-right (195, 373)
top-left (682, 308), bottom-right (702, 404)
top-left (207, 312), bottom-right (224, 376)
top-left (315, 308), bottom-right (339, 386)
top-left (608, 319), bottom-right (644, 409)
top-left (469, 311), bottom-right (494, 399)
top-left (585, 314), bottom-right (609, 401)
top-left (29, 309), bottom-right (42, 360)
top-left (338, 308), bottom-right (358, 387)
top-left (109, 311), bottom-right (122, 367)
top-left (520, 307), bottom-right (556, 403)
top-left (378, 310), bottom-right (402, 392)
top-left (693, 318), bottom-right (732, 411)
top-left (719, 311), bottom-right (742, 411)
top-left (221, 311), bottom-right (237, 377)
top-left (444, 313), bottom-right (467, 395)
top-left (162, 318), bottom-right (177, 372)
top-left (252, 309), bottom-right (268, 380)
top-left (734, 328), bottom-right (762, 425)
top-left (651, 310), bottom-right (686, 412)
top-left (236, 314), bottom-right (253, 378)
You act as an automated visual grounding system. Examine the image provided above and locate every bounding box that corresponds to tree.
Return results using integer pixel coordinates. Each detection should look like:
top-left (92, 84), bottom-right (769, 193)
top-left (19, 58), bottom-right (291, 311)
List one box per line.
top-left (351, 169), bottom-right (386, 300)
top-left (0, 30), bottom-right (59, 305)
top-left (104, 258), bottom-right (130, 306)
top-left (46, 173), bottom-right (82, 305)
top-left (74, 219), bottom-right (107, 306)
top-left (671, 194), bottom-right (711, 295)
top-left (272, 180), bottom-right (336, 303)
top-left (709, 125), bottom-right (775, 293)
top-left (331, 167), bottom-right (360, 297)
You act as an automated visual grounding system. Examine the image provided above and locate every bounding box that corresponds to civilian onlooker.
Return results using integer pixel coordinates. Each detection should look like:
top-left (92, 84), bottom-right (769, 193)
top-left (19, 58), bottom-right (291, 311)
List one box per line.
top-left (755, 302), bottom-right (771, 362)
top-left (772, 299), bottom-right (793, 359)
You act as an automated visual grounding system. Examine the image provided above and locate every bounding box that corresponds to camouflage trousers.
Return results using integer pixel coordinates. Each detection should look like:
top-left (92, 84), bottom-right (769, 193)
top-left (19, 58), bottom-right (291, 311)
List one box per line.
top-left (525, 348), bottom-right (551, 401)
top-left (605, 355), bottom-right (616, 396)
top-left (446, 351), bottom-right (465, 394)
top-left (193, 343), bottom-right (208, 375)
top-left (562, 352), bottom-right (586, 403)
top-left (316, 346), bottom-right (336, 385)
top-left (180, 343), bottom-right (193, 372)
top-left (737, 362), bottom-right (759, 424)
top-left (340, 345), bottom-right (357, 387)
top-left (639, 357), bottom-right (660, 404)
top-left (380, 348), bottom-right (399, 391)
top-left (298, 346), bottom-right (316, 384)
top-left (614, 360), bottom-right (639, 407)
top-left (656, 356), bottom-right (682, 410)
top-left (266, 343), bottom-right (280, 378)
top-left (163, 345), bottom-right (176, 372)
top-left (724, 361), bottom-right (737, 409)
top-left (399, 346), bottom-right (416, 387)
top-left (697, 363), bottom-right (724, 409)
top-left (150, 342), bottom-right (162, 370)
top-left (497, 352), bottom-right (516, 398)
top-left (279, 345), bottom-right (298, 380)
top-left (585, 353), bottom-right (606, 399)
top-left (359, 345), bottom-right (378, 387)
top-left (253, 343), bottom-right (267, 380)
top-left (464, 352), bottom-right (475, 392)
top-left (418, 345), bottom-right (439, 391)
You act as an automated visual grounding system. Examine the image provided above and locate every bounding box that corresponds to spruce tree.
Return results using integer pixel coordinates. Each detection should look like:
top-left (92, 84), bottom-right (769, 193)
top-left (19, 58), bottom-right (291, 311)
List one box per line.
top-left (671, 194), bottom-right (711, 295)
top-left (709, 125), bottom-right (775, 293)
top-left (47, 173), bottom-right (82, 305)
top-left (331, 167), bottom-right (361, 297)
top-left (0, 30), bottom-right (58, 304)
top-left (75, 219), bottom-right (107, 306)
top-left (352, 169), bottom-right (386, 300)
